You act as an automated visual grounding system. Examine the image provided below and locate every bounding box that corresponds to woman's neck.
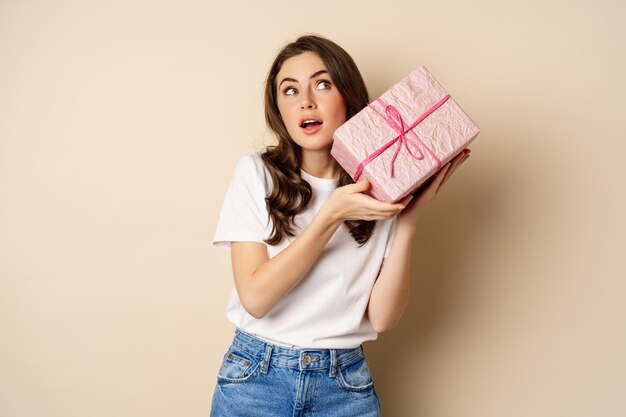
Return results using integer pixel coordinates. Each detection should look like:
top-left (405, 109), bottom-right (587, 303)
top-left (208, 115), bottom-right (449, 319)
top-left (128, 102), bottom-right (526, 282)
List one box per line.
top-left (300, 150), bottom-right (341, 179)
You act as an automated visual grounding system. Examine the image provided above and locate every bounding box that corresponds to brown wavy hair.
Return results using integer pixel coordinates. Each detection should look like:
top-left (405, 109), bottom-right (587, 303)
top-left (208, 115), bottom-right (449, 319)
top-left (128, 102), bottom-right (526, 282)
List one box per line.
top-left (261, 34), bottom-right (376, 246)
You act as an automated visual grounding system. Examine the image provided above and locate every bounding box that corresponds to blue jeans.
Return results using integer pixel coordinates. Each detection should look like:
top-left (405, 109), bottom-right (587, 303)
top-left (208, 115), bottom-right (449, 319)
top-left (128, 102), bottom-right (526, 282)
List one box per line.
top-left (210, 327), bottom-right (381, 417)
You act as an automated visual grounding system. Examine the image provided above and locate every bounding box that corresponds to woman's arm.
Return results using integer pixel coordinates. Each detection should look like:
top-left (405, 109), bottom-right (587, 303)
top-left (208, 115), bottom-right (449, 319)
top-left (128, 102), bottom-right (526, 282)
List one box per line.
top-left (367, 149), bottom-right (471, 332)
top-left (365, 222), bottom-right (415, 333)
top-left (232, 180), bottom-right (405, 319)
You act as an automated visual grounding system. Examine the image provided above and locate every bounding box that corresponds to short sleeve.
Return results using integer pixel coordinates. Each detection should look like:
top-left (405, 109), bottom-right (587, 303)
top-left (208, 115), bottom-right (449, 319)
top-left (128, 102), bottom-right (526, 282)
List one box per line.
top-left (383, 216), bottom-right (397, 258)
top-left (212, 155), bottom-right (269, 250)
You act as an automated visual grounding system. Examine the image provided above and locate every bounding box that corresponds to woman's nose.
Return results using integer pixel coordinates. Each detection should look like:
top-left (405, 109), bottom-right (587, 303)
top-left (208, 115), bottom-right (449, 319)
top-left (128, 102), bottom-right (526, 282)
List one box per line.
top-left (300, 94), bottom-right (316, 109)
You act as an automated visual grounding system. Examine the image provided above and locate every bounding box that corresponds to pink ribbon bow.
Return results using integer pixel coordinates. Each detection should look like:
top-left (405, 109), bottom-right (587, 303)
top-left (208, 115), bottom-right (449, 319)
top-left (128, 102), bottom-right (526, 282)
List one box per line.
top-left (353, 94), bottom-right (451, 182)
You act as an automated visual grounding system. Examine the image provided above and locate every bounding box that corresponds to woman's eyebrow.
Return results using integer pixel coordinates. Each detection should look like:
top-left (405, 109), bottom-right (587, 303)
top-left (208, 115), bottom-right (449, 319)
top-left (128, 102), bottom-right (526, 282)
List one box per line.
top-left (278, 69), bottom-right (329, 88)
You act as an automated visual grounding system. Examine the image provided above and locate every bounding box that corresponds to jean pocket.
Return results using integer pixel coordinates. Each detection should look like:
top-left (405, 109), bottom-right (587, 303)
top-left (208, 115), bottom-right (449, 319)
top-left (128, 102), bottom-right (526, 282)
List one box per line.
top-left (216, 345), bottom-right (261, 384)
top-left (336, 355), bottom-right (374, 392)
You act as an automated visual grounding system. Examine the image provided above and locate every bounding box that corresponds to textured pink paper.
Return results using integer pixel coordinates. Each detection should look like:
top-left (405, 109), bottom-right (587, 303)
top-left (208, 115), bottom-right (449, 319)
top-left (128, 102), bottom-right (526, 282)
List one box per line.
top-left (330, 66), bottom-right (480, 203)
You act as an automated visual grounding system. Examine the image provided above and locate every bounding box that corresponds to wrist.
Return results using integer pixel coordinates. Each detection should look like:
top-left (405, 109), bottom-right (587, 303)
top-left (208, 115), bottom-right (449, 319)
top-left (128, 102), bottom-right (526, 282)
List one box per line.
top-left (319, 202), bottom-right (344, 229)
top-left (396, 216), bottom-right (417, 239)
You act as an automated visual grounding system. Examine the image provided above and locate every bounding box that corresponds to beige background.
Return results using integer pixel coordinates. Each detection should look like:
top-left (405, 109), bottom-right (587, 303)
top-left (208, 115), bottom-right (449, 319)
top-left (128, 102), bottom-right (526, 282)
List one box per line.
top-left (1, 0), bottom-right (625, 416)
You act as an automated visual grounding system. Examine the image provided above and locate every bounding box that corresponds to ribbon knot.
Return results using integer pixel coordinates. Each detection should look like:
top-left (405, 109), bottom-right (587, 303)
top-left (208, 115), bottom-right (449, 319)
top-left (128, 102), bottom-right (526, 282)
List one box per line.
top-left (352, 94), bottom-right (451, 182)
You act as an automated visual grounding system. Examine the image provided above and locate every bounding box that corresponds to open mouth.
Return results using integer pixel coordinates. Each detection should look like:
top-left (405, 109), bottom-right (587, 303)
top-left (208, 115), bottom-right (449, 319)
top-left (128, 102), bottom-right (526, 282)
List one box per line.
top-left (300, 119), bottom-right (323, 134)
top-left (300, 119), bottom-right (323, 129)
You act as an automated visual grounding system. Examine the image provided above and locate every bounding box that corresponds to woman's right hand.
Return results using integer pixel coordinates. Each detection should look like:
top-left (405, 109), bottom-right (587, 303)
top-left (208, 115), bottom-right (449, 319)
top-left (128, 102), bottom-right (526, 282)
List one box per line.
top-left (323, 179), bottom-right (408, 222)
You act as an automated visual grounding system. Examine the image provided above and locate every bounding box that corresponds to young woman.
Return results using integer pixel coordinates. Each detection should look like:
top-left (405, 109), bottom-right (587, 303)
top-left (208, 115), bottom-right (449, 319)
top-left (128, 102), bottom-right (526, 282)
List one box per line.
top-left (210, 34), bottom-right (470, 417)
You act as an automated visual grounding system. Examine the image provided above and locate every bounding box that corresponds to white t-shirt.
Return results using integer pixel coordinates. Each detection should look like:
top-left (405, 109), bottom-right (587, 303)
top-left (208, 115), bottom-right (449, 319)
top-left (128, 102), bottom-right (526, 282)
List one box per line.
top-left (212, 152), bottom-right (397, 349)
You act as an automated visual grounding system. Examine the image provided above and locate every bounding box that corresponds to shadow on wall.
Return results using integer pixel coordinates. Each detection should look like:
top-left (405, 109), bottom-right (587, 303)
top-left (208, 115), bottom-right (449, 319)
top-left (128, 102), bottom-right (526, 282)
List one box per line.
top-left (364, 132), bottom-right (516, 415)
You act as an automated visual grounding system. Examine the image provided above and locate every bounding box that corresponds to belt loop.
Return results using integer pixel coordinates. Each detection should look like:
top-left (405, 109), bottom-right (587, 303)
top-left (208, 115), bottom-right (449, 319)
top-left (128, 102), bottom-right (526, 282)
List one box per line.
top-left (329, 349), bottom-right (338, 378)
top-left (260, 343), bottom-right (273, 374)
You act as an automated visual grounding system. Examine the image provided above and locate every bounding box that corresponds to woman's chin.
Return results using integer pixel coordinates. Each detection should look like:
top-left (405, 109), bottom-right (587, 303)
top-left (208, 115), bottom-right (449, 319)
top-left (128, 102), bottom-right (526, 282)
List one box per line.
top-left (292, 136), bottom-right (334, 152)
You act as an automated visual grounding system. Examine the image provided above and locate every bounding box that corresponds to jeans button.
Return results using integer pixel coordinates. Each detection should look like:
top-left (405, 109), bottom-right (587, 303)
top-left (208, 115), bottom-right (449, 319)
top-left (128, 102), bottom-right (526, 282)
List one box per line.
top-left (303, 355), bottom-right (312, 365)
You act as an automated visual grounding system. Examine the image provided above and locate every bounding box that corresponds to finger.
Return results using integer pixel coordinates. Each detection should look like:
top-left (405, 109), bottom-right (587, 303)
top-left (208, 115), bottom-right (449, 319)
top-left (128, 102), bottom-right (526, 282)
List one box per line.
top-left (356, 193), bottom-right (405, 210)
top-left (452, 151), bottom-right (466, 162)
top-left (422, 166), bottom-right (449, 195)
top-left (362, 208), bottom-right (404, 221)
top-left (441, 153), bottom-right (470, 187)
top-left (447, 153), bottom-right (466, 175)
top-left (452, 150), bottom-right (469, 165)
top-left (350, 178), bottom-right (371, 193)
top-left (367, 199), bottom-right (406, 214)
top-left (441, 159), bottom-right (462, 186)
top-left (454, 153), bottom-right (470, 171)
top-left (446, 150), bottom-right (470, 174)
top-left (448, 150), bottom-right (465, 165)
top-left (399, 194), bottom-right (414, 207)
top-left (431, 163), bottom-right (451, 189)
top-left (433, 162), bottom-right (452, 182)
top-left (457, 155), bottom-right (469, 167)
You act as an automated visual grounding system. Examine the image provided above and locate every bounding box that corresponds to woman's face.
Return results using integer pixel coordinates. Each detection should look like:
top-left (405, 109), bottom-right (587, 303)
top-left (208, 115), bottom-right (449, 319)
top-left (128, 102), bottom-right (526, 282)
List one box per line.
top-left (275, 51), bottom-right (347, 152)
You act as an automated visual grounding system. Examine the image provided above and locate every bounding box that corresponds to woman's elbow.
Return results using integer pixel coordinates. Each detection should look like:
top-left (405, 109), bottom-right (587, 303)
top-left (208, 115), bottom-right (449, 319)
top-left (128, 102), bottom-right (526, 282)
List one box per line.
top-left (239, 295), bottom-right (267, 319)
top-left (371, 318), bottom-right (397, 333)
top-left (234, 278), bottom-right (267, 319)
top-left (246, 307), bottom-right (266, 320)
top-left (373, 323), bottom-right (389, 334)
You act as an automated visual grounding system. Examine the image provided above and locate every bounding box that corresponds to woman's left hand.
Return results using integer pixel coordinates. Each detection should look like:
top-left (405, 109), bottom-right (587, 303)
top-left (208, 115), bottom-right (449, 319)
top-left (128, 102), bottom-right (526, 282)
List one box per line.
top-left (396, 148), bottom-right (471, 231)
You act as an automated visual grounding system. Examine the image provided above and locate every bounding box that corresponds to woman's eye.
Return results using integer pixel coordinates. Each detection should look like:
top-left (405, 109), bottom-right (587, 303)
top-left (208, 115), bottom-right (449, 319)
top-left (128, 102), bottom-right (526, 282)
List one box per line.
top-left (284, 87), bottom-right (297, 96)
top-left (317, 80), bottom-right (331, 90)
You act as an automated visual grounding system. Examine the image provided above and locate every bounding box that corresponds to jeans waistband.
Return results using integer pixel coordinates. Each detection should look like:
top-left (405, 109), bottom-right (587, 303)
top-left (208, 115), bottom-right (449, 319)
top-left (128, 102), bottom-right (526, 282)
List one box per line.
top-left (232, 327), bottom-right (365, 377)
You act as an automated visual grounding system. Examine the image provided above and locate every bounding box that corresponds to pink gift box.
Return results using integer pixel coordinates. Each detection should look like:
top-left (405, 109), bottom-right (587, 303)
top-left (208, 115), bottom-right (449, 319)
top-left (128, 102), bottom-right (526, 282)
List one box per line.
top-left (330, 66), bottom-right (480, 203)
